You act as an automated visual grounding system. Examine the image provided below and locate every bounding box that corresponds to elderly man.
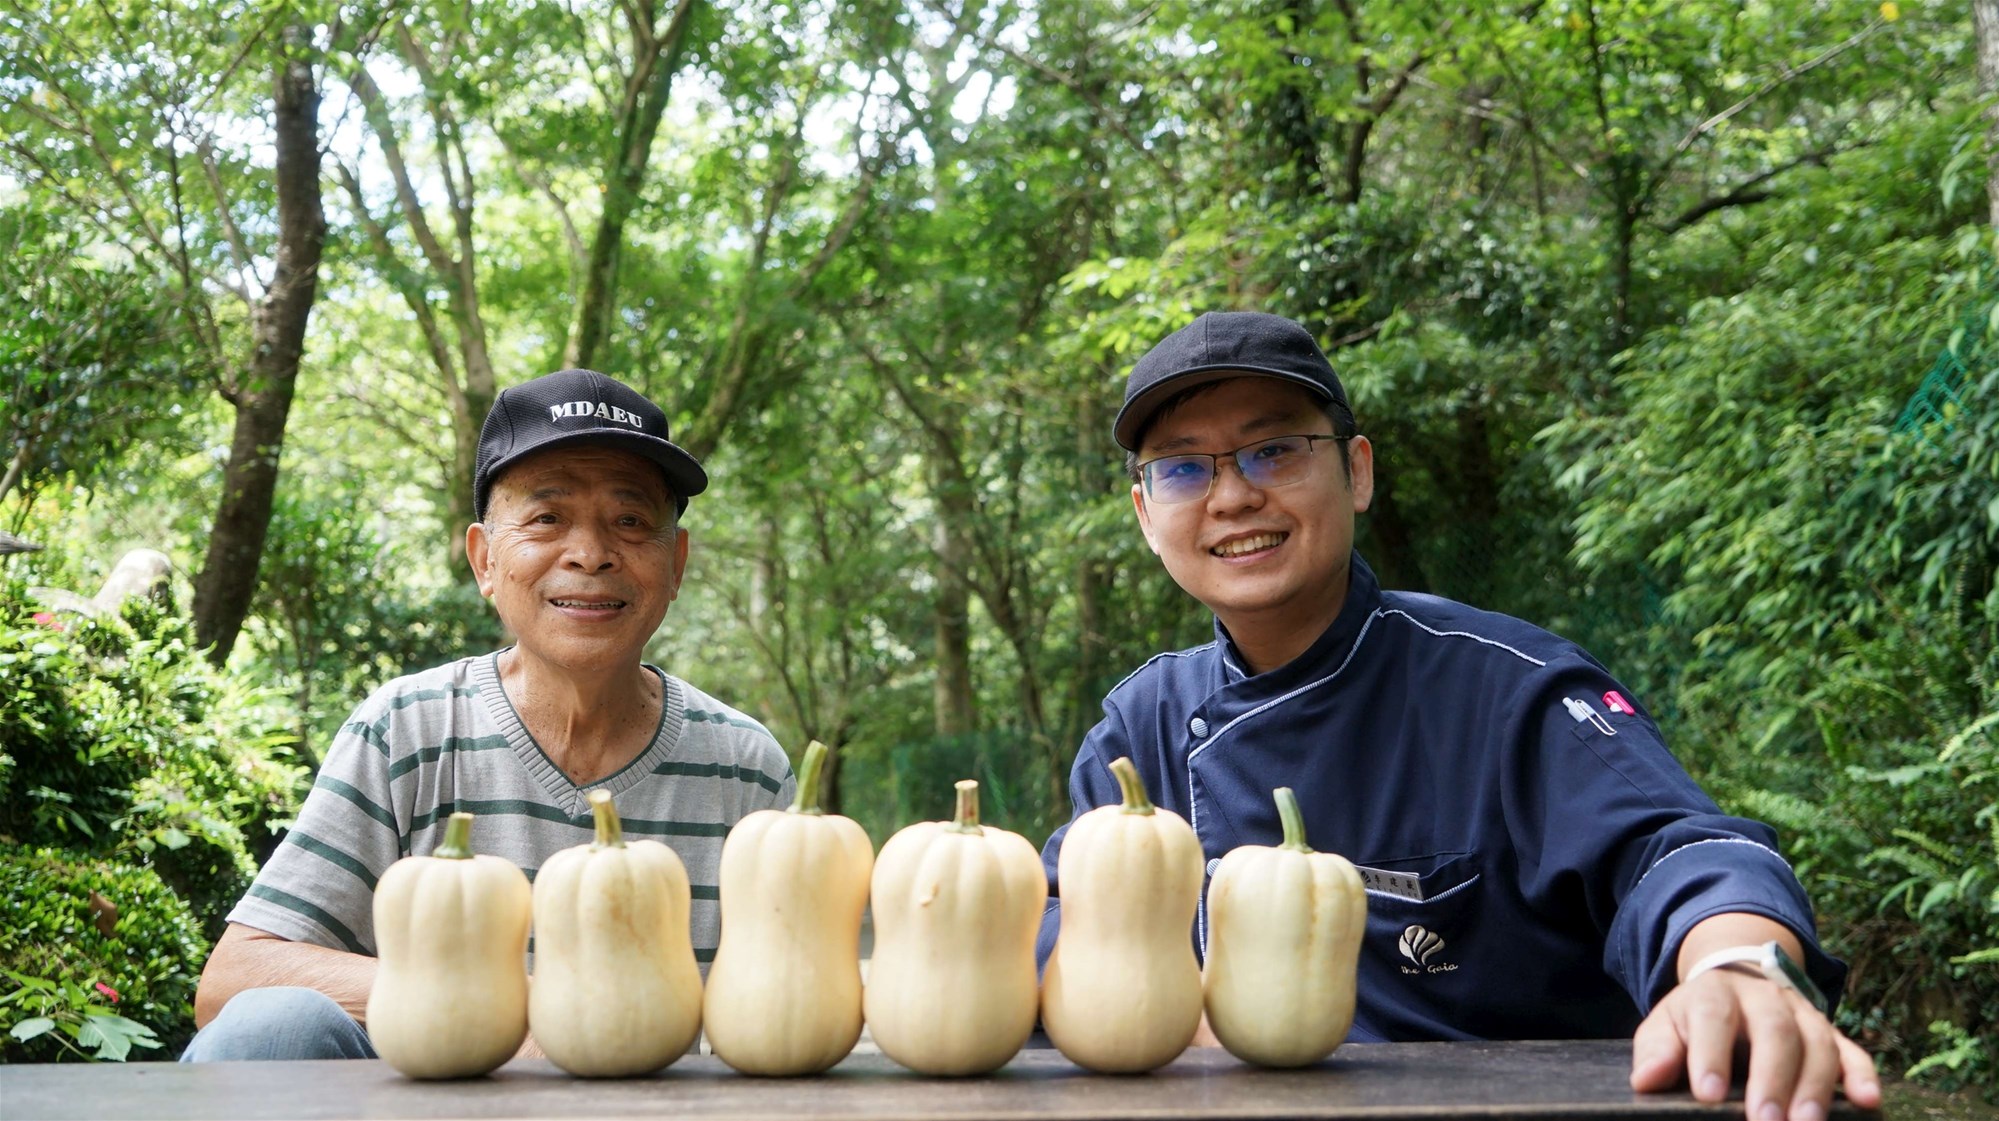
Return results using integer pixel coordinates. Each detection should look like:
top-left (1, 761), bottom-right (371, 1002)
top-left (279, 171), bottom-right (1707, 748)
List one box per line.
top-left (1037, 312), bottom-right (1880, 1121)
top-left (186, 369), bottom-right (794, 1060)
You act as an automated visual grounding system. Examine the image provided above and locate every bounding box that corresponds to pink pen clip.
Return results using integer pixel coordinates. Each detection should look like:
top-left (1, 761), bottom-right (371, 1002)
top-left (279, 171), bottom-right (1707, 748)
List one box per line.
top-left (1603, 690), bottom-right (1633, 715)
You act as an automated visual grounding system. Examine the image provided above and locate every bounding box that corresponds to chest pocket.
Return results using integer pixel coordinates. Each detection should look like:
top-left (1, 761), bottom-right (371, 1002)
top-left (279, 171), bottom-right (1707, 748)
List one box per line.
top-left (1354, 849), bottom-right (1481, 974)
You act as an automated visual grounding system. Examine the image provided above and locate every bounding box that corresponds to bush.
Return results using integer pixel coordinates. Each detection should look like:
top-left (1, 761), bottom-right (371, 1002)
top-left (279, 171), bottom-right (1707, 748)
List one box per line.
top-left (0, 575), bottom-right (305, 1059)
top-left (0, 582), bottom-right (304, 941)
top-left (0, 846), bottom-right (209, 1060)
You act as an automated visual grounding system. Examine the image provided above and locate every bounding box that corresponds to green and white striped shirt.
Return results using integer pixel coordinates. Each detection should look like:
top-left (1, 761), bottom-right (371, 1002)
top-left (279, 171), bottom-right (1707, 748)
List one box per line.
top-left (227, 652), bottom-right (796, 966)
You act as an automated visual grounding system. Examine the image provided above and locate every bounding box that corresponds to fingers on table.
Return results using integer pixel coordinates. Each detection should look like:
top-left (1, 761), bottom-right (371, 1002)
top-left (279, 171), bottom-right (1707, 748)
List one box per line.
top-left (1628, 1006), bottom-right (1691, 1092)
top-left (1739, 990), bottom-right (1822, 1121)
top-left (1680, 976), bottom-right (1746, 1104)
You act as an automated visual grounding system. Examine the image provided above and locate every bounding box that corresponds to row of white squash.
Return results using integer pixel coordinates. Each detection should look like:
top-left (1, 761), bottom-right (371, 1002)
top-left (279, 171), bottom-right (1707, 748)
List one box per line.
top-left (367, 742), bottom-right (1367, 1080)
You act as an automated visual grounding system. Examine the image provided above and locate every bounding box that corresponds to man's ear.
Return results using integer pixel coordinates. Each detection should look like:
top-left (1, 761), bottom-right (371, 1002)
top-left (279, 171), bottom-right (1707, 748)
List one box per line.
top-left (1347, 435), bottom-right (1375, 514)
top-left (466, 522), bottom-right (495, 596)
top-left (1132, 483), bottom-right (1163, 557)
top-left (666, 526), bottom-right (690, 603)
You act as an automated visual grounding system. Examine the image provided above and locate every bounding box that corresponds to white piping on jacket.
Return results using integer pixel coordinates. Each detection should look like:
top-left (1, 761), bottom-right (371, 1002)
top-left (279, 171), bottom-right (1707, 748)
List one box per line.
top-left (1631, 836), bottom-right (1793, 892)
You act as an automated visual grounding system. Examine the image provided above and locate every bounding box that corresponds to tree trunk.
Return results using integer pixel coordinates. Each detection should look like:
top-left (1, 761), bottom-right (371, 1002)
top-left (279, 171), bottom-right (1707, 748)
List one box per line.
top-left (1977, 0), bottom-right (1999, 227)
top-left (192, 31), bottom-right (325, 664)
top-left (1607, 200), bottom-right (1636, 350)
top-left (1448, 399), bottom-right (1497, 605)
top-left (1070, 388), bottom-right (1110, 747)
top-left (573, 0), bottom-right (700, 369)
top-left (931, 503), bottom-right (976, 738)
top-left (447, 359), bottom-right (493, 561)
top-left (443, 221), bottom-right (497, 559)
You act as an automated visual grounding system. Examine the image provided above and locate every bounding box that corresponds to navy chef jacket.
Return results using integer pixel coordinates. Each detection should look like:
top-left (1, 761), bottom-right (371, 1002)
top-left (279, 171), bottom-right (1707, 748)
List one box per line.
top-left (1036, 552), bottom-right (1845, 1041)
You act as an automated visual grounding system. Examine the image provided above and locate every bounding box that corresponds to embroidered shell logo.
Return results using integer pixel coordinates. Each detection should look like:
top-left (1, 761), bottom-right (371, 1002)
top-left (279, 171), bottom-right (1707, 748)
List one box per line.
top-left (1399, 924), bottom-right (1445, 966)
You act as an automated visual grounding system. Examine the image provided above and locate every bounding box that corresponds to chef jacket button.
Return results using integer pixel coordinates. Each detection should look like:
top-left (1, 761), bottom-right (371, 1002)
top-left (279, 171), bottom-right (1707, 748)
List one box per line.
top-left (1189, 716), bottom-right (1209, 738)
top-left (1205, 858), bottom-right (1221, 878)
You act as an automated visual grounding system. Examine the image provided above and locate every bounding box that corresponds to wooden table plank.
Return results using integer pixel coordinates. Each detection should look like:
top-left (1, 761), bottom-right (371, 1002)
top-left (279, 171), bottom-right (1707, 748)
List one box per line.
top-left (1, 1040), bottom-right (1882, 1121)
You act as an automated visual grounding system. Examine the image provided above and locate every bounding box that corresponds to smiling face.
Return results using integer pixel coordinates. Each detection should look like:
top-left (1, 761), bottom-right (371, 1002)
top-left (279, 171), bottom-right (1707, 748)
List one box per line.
top-left (1132, 377), bottom-right (1373, 670)
top-left (465, 445), bottom-right (688, 680)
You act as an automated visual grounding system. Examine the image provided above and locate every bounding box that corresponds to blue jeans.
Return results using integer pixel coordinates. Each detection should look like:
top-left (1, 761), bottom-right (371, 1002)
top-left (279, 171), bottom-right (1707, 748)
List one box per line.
top-left (180, 987), bottom-right (376, 1061)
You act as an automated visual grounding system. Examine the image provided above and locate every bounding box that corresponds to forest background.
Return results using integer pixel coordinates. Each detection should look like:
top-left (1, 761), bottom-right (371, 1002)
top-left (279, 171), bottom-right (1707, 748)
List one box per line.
top-left (1, 0), bottom-right (1995, 1094)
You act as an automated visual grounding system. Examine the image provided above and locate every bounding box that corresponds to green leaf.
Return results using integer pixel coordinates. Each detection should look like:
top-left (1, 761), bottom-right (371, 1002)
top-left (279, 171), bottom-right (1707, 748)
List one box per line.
top-left (1916, 880), bottom-right (1956, 919)
top-left (8, 1017), bottom-right (56, 1042)
top-left (78, 1013), bottom-right (159, 1062)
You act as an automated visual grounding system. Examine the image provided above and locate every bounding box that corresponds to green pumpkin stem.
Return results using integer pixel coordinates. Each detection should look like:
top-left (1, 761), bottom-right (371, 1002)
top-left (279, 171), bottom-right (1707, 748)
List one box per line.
top-left (948, 779), bottom-right (983, 834)
top-left (434, 812), bottom-right (475, 859)
top-left (1274, 787), bottom-right (1314, 853)
top-left (588, 789), bottom-right (625, 849)
top-left (1109, 757), bottom-right (1155, 816)
top-left (788, 740), bottom-right (830, 816)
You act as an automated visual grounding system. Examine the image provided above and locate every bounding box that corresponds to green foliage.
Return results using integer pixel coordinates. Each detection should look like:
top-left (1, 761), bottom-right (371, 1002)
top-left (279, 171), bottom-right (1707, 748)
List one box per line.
top-left (0, 846), bottom-right (209, 1061)
top-left (1550, 104), bottom-right (1997, 1086)
top-left (3, 974), bottom-right (160, 1063)
top-left (1, 0), bottom-right (1992, 1096)
top-left (0, 581), bottom-right (304, 936)
top-left (0, 206), bottom-right (204, 506)
top-left (0, 573), bottom-right (302, 1059)
top-left (246, 478), bottom-right (506, 756)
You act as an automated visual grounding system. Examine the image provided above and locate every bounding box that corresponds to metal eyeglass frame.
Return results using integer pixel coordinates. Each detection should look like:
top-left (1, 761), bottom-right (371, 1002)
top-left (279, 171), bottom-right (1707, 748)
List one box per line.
top-left (1136, 433), bottom-right (1351, 504)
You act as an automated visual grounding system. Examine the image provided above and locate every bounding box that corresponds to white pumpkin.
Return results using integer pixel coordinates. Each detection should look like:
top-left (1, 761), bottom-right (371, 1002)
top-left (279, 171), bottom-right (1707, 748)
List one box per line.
top-left (864, 780), bottom-right (1045, 1075)
top-left (367, 812), bottom-right (531, 1079)
top-left (529, 789), bottom-right (702, 1076)
top-left (1203, 785), bottom-right (1366, 1066)
top-left (1041, 756), bottom-right (1204, 1073)
top-left (702, 741), bottom-right (873, 1075)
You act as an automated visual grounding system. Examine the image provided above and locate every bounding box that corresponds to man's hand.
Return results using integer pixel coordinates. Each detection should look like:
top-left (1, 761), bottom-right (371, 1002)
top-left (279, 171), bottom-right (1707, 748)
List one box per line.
top-left (1630, 917), bottom-right (1879, 1121)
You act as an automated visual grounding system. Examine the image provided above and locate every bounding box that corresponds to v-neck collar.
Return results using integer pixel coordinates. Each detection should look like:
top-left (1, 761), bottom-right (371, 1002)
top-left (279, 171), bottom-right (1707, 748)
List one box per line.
top-left (471, 650), bottom-right (686, 816)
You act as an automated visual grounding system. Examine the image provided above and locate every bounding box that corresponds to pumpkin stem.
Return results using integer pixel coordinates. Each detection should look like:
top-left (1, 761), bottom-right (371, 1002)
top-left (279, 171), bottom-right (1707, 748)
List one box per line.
top-left (1108, 757), bottom-right (1155, 816)
top-left (434, 812), bottom-right (475, 859)
top-left (588, 789), bottom-right (625, 849)
top-left (1274, 787), bottom-right (1314, 853)
top-left (788, 740), bottom-right (830, 816)
top-left (948, 779), bottom-right (983, 834)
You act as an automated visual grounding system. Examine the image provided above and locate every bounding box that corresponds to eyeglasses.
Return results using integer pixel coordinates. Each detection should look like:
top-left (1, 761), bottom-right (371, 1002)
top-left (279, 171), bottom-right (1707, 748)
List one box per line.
top-left (1136, 434), bottom-right (1349, 505)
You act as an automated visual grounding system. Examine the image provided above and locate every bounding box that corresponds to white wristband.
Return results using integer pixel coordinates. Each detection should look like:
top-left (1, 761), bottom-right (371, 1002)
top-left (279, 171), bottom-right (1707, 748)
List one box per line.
top-left (1682, 944), bottom-right (1768, 986)
top-left (1681, 940), bottom-right (1828, 1014)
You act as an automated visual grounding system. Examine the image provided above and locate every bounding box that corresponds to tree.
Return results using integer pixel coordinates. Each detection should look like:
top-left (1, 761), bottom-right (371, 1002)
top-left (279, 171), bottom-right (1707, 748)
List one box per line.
top-left (333, 0), bottom-right (889, 561)
top-left (3, 3), bottom-right (333, 663)
top-left (0, 208), bottom-right (201, 509)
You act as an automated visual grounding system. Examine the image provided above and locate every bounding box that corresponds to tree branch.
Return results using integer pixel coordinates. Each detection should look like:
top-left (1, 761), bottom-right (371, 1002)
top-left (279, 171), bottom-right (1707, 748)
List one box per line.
top-left (348, 62), bottom-right (456, 276)
top-left (922, 0), bottom-right (1181, 188)
top-left (1657, 142), bottom-right (1857, 234)
top-left (1659, 20), bottom-right (1880, 177)
top-left (197, 139), bottom-right (261, 300)
top-left (334, 162), bottom-right (461, 392)
top-left (500, 141), bottom-right (587, 288)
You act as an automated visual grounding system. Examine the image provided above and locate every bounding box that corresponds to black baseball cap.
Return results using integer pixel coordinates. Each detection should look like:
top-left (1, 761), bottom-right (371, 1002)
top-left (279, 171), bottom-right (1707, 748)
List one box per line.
top-left (473, 368), bottom-right (708, 519)
top-left (1113, 311), bottom-right (1356, 451)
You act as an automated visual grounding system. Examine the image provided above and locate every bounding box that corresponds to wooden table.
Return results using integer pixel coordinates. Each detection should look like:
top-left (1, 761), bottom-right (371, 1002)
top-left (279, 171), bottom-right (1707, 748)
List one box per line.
top-left (2, 1040), bottom-right (1883, 1121)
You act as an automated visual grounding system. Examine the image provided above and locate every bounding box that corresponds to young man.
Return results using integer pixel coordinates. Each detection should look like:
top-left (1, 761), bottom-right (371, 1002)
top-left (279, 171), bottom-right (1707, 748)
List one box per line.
top-left (186, 369), bottom-right (795, 1061)
top-left (1037, 312), bottom-right (1879, 1121)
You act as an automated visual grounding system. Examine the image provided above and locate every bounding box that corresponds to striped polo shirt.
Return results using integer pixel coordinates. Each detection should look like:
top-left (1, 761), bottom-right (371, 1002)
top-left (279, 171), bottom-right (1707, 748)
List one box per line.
top-left (227, 652), bottom-right (796, 967)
